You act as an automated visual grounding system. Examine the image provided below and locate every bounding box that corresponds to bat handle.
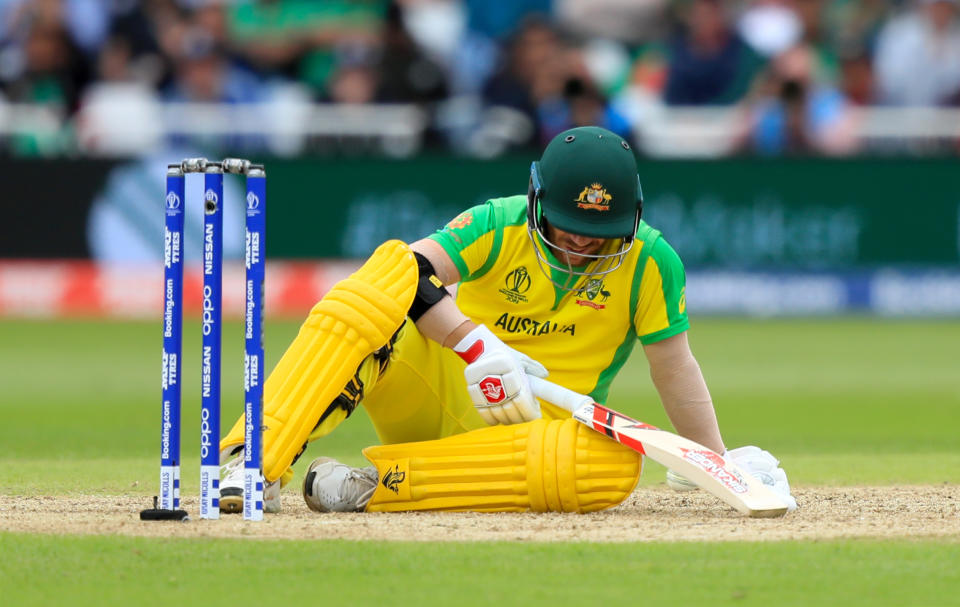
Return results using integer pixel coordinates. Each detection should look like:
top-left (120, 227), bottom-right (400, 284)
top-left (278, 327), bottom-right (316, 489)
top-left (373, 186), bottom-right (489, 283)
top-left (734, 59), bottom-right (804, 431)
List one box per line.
top-left (529, 376), bottom-right (593, 413)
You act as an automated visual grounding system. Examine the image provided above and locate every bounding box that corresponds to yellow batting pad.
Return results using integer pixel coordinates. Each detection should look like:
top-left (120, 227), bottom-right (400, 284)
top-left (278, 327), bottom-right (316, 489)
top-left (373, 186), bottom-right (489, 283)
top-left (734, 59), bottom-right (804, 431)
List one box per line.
top-left (221, 240), bottom-right (417, 482)
top-left (363, 418), bottom-right (642, 513)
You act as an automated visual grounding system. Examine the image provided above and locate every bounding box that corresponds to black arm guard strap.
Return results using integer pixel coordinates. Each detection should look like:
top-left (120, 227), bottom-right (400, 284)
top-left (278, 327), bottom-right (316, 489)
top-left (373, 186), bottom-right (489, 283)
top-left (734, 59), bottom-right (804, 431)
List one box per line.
top-left (408, 251), bottom-right (451, 321)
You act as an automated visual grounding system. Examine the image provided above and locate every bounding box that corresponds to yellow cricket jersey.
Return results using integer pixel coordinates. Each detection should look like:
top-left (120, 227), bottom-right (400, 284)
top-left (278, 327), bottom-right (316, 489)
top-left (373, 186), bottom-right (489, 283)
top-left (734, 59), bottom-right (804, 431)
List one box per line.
top-left (429, 195), bottom-right (689, 406)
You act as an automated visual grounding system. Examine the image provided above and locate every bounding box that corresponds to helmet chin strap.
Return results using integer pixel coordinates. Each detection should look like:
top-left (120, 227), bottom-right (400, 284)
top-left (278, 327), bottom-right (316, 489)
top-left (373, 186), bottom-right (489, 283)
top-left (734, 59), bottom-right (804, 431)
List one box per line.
top-left (526, 221), bottom-right (635, 293)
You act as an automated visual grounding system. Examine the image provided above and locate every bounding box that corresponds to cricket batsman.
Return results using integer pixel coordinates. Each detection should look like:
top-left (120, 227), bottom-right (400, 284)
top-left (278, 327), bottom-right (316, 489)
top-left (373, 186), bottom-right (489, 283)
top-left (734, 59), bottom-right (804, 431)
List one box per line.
top-left (216, 126), bottom-right (797, 514)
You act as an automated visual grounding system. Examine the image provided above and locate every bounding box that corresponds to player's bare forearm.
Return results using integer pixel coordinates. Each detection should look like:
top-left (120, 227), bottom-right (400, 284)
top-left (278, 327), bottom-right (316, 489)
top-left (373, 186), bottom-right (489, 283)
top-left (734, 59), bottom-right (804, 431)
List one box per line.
top-left (643, 332), bottom-right (725, 454)
top-left (409, 239), bottom-right (477, 347)
top-left (417, 298), bottom-right (477, 347)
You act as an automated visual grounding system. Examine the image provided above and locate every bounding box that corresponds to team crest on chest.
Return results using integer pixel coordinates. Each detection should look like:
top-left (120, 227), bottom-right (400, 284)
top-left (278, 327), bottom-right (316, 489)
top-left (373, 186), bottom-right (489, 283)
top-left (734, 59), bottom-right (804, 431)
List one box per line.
top-left (575, 183), bottom-right (612, 211)
top-left (575, 279), bottom-right (610, 310)
top-left (499, 266), bottom-right (532, 304)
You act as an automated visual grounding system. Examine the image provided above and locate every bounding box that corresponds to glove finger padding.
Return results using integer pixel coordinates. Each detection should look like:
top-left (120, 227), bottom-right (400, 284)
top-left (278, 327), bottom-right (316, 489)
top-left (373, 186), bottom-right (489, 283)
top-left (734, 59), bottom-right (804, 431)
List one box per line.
top-left (727, 445), bottom-right (798, 511)
top-left (474, 405), bottom-right (498, 426)
top-left (499, 400), bottom-right (529, 425)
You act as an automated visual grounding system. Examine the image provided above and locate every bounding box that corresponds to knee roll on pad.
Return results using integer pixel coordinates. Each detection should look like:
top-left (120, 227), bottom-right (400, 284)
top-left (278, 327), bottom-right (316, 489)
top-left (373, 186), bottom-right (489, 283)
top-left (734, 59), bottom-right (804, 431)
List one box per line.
top-left (220, 240), bottom-right (417, 482)
top-left (362, 418), bottom-right (642, 513)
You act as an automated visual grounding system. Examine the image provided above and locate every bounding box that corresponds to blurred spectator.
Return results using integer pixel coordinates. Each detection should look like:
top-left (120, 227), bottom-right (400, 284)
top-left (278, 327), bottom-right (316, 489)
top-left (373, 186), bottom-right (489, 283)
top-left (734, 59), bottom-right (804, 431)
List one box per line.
top-left (164, 28), bottom-right (262, 104)
top-left (609, 45), bottom-right (669, 131)
top-left (162, 7), bottom-right (267, 152)
top-left (13, 12), bottom-right (85, 107)
top-left (225, 0), bottom-right (387, 93)
top-left (577, 37), bottom-right (633, 99)
top-left (450, 0), bottom-right (550, 94)
top-left (531, 38), bottom-right (631, 144)
top-left (377, 2), bottom-right (448, 104)
top-left (664, 0), bottom-right (763, 105)
top-left (324, 43), bottom-right (379, 104)
top-left (0, 0), bottom-right (88, 154)
top-left (2, 0), bottom-right (960, 159)
top-left (323, 4), bottom-right (448, 105)
top-left (537, 75), bottom-right (631, 142)
top-left (740, 43), bottom-right (858, 155)
top-left (838, 50), bottom-right (875, 105)
top-left (477, 16), bottom-right (630, 148)
top-left (482, 18), bottom-right (563, 142)
top-left (820, 0), bottom-right (891, 106)
top-left (72, 2), bottom-right (169, 156)
top-left (74, 32), bottom-right (163, 156)
top-left (873, 0), bottom-right (960, 106)
top-left (625, 45), bottom-right (670, 98)
top-left (819, 0), bottom-right (891, 53)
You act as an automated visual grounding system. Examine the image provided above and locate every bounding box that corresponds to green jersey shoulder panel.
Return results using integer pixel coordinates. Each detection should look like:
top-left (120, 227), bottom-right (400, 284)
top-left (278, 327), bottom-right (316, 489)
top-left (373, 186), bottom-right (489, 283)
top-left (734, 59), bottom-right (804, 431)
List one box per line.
top-left (631, 227), bottom-right (689, 345)
top-left (428, 196), bottom-right (527, 282)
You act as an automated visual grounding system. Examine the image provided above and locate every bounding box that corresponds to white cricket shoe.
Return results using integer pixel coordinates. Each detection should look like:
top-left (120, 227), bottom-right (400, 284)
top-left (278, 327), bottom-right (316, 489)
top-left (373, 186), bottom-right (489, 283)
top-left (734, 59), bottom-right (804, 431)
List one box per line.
top-left (302, 457), bottom-right (378, 513)
top-left (665, 468), bottom-right (699, 492)
top-left (219, 451), bottom-right (281, 514)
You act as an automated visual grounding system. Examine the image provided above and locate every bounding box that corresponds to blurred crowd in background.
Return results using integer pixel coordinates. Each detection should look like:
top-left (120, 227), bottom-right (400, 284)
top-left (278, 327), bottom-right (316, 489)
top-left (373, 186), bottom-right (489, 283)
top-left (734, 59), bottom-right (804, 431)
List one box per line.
top-left (2, 0), bottom-right (960, 157)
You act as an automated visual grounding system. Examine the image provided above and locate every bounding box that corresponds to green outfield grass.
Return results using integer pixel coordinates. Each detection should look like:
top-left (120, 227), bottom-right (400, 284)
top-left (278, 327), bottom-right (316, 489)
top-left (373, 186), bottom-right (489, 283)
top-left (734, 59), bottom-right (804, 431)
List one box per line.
top-left (1, 533), bottom-right (958, 607)
top-left (1, 317), bottom-right (958, 606)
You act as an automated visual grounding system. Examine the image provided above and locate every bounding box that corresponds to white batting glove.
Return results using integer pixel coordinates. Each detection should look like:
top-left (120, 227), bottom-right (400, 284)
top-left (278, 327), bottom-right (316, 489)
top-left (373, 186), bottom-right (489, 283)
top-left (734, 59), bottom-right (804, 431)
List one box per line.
top-left (453, 325), bottom-right (548, 426)
top-left (727, 446), bottom-right (798, 511)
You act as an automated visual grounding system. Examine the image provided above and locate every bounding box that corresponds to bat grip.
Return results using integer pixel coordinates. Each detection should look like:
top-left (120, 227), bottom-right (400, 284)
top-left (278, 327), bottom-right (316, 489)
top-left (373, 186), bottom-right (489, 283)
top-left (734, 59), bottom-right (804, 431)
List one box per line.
top-left (529, 376), bottom-right (593, 413)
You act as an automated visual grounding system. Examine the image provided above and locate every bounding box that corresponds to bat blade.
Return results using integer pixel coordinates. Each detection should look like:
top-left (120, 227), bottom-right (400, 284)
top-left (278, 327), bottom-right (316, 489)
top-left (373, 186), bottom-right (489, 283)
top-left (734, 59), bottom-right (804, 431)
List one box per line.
top-left (573, 402), bottom-right (788, 518)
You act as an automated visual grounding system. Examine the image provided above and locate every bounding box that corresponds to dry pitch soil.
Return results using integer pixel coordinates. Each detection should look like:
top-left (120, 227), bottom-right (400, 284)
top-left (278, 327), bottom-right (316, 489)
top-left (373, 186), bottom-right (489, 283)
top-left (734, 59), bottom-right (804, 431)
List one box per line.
top-left (2, 485), bottom-right (958, 542)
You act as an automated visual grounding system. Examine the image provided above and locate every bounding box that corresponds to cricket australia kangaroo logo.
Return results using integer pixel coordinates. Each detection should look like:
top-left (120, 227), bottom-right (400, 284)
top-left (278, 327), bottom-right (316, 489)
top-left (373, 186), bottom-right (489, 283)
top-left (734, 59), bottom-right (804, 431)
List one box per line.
top-left (575, 183), bottom-right (612, 211)
top-left (381, 465), bottom-right (406, 494)
top-left (499, 266), bottom-right (532, 304)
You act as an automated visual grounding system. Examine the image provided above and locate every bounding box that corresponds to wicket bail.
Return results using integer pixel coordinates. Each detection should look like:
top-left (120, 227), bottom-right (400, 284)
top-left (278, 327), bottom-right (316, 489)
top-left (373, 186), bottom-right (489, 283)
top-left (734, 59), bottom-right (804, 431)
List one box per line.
top-left (146, 157), bottom-right (265, 522)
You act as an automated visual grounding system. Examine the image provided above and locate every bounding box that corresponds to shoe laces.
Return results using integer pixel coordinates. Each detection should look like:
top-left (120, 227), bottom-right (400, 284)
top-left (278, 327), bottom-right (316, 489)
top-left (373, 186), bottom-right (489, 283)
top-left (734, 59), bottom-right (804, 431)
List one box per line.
top-left (340, 466), bottom-right (378, 506)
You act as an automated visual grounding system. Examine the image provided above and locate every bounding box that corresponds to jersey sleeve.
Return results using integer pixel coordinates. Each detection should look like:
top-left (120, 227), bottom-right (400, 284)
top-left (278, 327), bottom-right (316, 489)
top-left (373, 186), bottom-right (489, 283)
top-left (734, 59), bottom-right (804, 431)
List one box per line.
top-left (633, 236), bottom-right (689, 345)
top-left (428, 202), bottom-right (500, 281)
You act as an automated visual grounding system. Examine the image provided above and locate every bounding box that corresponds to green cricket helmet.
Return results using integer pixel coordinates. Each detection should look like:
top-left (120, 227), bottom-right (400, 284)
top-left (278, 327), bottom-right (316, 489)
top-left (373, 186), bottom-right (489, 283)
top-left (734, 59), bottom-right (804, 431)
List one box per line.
top-left (526, 126), bottom-right (644, 291)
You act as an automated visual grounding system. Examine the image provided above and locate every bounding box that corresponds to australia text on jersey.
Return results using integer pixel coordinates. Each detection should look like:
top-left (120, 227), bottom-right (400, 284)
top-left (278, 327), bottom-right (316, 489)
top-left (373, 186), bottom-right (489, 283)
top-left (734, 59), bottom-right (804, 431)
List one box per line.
top-left (494, 313), bottom-right (576, 336)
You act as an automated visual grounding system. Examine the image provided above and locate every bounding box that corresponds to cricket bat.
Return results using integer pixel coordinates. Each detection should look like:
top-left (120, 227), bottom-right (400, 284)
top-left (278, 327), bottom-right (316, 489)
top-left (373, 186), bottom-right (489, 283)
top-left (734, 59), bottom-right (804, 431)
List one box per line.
top-left (529, 376), bottom-right (788, 518)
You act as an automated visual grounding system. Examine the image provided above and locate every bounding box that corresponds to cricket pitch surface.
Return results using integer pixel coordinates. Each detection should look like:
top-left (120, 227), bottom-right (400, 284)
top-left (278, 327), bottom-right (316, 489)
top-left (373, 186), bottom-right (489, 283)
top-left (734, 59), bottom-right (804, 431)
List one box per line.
top-left (2, 485), bottom-right (957, 542)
